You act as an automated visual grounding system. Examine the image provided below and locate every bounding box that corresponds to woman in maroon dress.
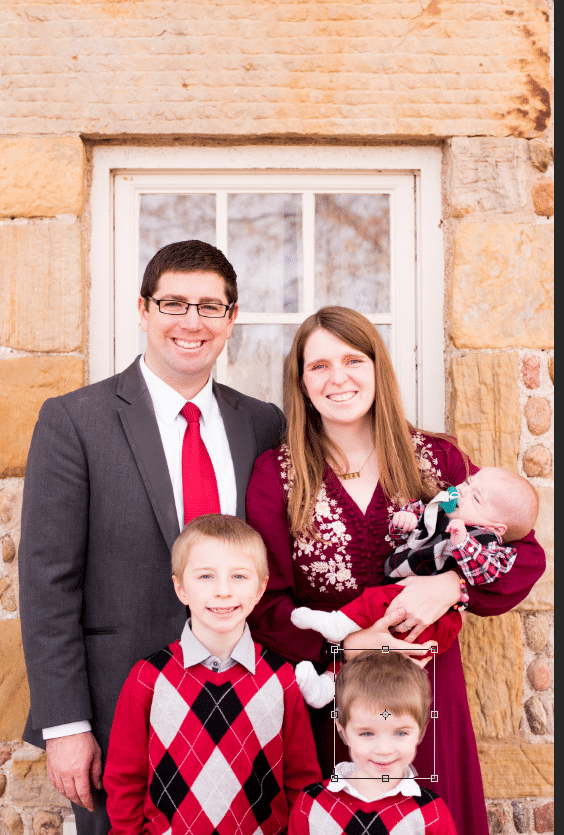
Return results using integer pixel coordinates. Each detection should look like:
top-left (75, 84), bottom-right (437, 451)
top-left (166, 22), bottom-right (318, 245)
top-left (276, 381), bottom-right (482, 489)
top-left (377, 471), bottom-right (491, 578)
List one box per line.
top-left (246, 307), bottom-right (545, 835)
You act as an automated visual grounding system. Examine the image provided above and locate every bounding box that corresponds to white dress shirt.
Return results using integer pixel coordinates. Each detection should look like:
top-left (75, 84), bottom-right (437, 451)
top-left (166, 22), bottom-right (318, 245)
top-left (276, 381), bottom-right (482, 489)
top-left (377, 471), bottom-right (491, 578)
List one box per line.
top-left (43, 360), bottom-right (237, 740)
top-left (139, 356), bottom-right (237, 527)
top-left (180, 619), bottom-right (257, 674)
top-left (328, 762), bottom-right (421, 802)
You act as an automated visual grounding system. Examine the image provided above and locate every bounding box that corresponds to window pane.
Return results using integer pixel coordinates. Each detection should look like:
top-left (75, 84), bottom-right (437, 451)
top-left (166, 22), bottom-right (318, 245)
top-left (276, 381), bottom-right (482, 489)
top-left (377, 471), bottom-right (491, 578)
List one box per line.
top-left (225, 323), bottom-right (299, 408)
top-left (228, 194), bottom-right (302, 313)
top-left (314, 194), bottom-right (390, 313)
top-left (138, 193), bottom-right (216, 288)
top-left (375, 324), bottom-right (391, 354)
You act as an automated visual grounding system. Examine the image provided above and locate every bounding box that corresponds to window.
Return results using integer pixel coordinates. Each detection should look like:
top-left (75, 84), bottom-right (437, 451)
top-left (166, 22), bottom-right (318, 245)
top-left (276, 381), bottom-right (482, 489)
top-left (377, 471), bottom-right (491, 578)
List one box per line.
top-left (90, 146), bottom-right (444, 429)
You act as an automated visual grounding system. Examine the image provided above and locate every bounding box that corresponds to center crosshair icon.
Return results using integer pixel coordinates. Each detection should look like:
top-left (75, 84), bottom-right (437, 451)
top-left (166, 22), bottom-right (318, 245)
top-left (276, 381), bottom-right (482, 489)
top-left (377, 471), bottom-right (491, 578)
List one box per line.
top-left (380, 709), bottom-right (392, 720)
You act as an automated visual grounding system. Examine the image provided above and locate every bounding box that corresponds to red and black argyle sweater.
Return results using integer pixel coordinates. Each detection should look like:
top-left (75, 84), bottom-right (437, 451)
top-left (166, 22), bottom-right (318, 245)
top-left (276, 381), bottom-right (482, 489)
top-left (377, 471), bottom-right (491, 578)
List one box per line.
top-left (104, 639), bottom-right (321, 834)
top-left (288, 780), bottom-right (458, 834)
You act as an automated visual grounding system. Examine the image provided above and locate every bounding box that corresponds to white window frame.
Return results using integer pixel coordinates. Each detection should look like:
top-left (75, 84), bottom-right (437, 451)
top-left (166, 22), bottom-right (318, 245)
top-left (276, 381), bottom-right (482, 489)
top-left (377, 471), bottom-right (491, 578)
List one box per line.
top-left (90, 146), bottom-right (445, 430)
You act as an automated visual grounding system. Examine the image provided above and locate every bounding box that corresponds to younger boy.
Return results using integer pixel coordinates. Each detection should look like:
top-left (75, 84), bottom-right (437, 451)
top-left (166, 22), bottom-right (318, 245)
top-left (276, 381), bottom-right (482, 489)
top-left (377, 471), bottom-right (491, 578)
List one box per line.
top-left (289, 652), bottom-right (457, 834)
top-left (291, 468), bottom-right (537, 707)
top-left (104, 514), bottom-right (321, 834)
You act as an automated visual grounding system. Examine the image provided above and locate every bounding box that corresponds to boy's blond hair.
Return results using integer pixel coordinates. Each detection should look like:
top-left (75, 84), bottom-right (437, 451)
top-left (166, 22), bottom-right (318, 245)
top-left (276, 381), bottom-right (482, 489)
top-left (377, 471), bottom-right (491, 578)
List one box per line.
top-left (171, 514), bottom-right (268, 584)
top-left (336, 651), bottom-right (431, 735)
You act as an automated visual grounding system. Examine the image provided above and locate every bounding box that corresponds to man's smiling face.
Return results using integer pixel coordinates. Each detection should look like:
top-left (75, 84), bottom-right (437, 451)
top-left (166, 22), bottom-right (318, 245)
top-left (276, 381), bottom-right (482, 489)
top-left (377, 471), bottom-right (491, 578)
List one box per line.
top-left (139, 270), bottom-right (238, 396)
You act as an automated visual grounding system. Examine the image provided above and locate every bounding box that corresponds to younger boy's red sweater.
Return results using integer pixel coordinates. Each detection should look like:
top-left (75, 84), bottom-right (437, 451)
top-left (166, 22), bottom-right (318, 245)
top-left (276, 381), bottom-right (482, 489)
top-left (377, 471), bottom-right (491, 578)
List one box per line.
top-left (289, 778), bottom-right (458, 834)
top-left (104, 639), bottom-right (321, 835)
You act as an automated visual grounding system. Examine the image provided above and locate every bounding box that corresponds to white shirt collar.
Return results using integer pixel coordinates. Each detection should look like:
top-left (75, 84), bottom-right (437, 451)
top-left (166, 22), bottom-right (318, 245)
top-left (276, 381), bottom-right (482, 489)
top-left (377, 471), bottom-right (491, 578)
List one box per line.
top-left (139, 355), bottom-right (215, 426)
top-left (327, 763), bottom-right (421, 802)
top-left (179, 619), bottom-right (257, 674)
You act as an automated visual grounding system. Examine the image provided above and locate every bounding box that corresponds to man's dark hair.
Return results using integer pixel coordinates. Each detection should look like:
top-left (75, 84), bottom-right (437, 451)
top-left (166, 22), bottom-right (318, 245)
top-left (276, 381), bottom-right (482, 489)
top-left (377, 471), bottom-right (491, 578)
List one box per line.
top-left (140, 240), bottom-right (238, 308)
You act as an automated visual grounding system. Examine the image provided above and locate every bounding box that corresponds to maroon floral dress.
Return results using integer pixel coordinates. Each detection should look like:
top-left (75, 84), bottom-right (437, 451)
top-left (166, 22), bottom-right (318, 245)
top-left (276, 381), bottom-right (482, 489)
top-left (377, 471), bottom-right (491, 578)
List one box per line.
top-left (246, 433), bottom-right (546, 835)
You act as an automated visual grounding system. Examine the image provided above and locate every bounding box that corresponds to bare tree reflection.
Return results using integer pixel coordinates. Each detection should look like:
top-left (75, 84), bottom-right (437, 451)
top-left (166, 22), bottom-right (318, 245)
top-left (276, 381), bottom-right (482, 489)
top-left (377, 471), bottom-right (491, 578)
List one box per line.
top-left (315, 194), bottom-right (390, 313)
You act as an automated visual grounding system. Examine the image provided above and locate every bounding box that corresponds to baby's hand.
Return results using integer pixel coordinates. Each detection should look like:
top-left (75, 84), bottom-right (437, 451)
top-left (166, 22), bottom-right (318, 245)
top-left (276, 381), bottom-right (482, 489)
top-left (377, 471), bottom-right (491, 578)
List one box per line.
top-left (392, 510), bottom-right (418, 532)
top-left (446, 519), bottom-right (467, 546)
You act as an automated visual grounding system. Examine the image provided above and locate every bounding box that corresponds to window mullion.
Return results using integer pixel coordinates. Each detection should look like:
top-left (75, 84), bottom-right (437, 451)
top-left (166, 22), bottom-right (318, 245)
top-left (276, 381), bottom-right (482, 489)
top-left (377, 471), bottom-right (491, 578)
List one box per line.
top-left (214, 191), bottom-right (229, 381)
top-left (302, 191), bottom-right (315, 314)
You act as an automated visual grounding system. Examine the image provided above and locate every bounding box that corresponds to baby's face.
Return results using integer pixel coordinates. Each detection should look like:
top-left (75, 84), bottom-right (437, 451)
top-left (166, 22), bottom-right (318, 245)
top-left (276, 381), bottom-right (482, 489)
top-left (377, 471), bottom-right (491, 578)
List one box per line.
top-left (447, 468), bottom-right (505, 530)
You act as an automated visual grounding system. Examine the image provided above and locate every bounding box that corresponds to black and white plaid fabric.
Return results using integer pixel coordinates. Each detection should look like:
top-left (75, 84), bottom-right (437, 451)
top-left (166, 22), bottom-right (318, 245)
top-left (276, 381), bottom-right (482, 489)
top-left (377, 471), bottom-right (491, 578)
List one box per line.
top-left (385, 496), bottom-right (517, 586)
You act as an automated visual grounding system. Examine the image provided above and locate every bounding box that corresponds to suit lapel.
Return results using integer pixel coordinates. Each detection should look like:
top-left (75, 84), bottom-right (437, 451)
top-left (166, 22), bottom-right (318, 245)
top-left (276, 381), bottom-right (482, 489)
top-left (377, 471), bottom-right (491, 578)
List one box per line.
top-left (214, 382), bottom-right (257, 519)
top-left (116, 359), bottom-right (180, 550)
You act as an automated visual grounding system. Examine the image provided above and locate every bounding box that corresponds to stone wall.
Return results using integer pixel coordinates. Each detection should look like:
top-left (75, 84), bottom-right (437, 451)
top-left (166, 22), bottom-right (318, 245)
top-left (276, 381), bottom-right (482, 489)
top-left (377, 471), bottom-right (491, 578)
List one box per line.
top-left (446, 132), bottom-right (554, 833)
top-left (0, 1), bottom-right (554, 833)
top-left (0, 141), bottom-right (86, 832)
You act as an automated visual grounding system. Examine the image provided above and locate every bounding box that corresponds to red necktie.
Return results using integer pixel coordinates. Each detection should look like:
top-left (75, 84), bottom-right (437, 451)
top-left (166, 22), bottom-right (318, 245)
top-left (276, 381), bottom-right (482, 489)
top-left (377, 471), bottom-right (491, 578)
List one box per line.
top-left (181, 402), bottom-right (221, 525)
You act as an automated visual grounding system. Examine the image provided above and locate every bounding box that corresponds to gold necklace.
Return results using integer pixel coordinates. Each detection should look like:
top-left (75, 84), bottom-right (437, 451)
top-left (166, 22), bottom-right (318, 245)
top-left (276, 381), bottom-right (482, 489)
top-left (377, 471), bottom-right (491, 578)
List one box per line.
top-left (339, 448), bottom-right (375, 480)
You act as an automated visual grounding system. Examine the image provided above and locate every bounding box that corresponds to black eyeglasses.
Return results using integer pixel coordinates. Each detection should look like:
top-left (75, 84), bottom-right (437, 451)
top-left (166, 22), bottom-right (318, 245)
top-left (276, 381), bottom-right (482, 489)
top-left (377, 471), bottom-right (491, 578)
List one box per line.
top-left (147, 298), bottom-right (234, 318)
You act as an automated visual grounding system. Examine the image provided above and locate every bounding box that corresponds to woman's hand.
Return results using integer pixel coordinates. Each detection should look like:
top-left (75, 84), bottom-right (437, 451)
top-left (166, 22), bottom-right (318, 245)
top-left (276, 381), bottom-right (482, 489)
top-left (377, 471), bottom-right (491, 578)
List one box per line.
top-left (387, 571), bottom-right (462, 642)
top-left (342, 607), bottom-right (437, 668)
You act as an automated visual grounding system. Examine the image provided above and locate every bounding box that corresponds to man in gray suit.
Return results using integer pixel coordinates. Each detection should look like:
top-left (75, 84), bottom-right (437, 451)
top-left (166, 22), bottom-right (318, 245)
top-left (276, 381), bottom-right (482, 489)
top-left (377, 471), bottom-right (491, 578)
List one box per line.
top-left (19, 241), bottom-right (285, 834)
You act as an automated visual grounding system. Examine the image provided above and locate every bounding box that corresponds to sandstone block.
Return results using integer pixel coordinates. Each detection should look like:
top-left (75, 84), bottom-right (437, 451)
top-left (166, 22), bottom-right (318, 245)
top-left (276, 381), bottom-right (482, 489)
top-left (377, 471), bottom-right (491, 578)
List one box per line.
top-left (524, 696), bottom-right (547, 735)
top-left (0, 1), bottom-right (551, 138)
top-left (534, 801), bottom-right (554, 833)
top-left (450, 352), bottom-right (520, 470)
top-left (512, 800), bottom-right (530, 833)
top-left (452, 223), bottom-right (554, 349)
top-left (0, 773), bottom-right (5, 798)
top-left (532, 178), bottom-right (555, 218)
top-left (0, 223), bottom-right (84, 352)
top-left (524, 613), bottom-right (551, 653)
top-left (529, 140), bottom-right (551, 173)
top-left (527, 658), bottom-right (551, 691)
top-left (0, 138), bottom-right (85, 218)
top-left (0, 809), bottom-right (23, 835)
top-left (548, 357), bottom-right (554, 384)
top-left (525, 397), bottom-right (552, 436)
top-left (449, 137), bottom-right (528, 215)
top-left (522, 356), bottom-right (541, 389)
top-left (0, 745), bottom-right (11, 766)
top-left (0, 357), bottom-right (84, 478)
top-left (478, 742), bottom-right (553, 798)
top-left (523, 445), bottom-right (552, 478)
top-left (12, 751), bottom-right (65, 806)
top-left (0, 620), bottom-right (30, 740)
top-left (518, 487), bottom-right (553, 611)
top-left (33, 811), bottom-right (63, 835)
top-left (459, 612), bottom-right (522, 738)
top-left (2, 534), bottom-right (16, 563)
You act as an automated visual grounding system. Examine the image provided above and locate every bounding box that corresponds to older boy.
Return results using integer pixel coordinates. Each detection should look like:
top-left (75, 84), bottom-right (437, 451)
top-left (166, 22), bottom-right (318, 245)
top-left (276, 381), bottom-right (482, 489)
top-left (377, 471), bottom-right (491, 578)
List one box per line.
top-left (104, 515), bottom-right (321, 834)
top-left (289, 652), bottom-right (457, 834)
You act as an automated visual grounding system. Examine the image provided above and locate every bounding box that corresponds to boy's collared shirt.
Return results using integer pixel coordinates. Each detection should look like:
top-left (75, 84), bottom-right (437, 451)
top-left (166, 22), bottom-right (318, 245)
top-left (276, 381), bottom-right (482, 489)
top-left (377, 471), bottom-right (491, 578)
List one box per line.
top-left (328, 761), bottom-right (420, 803)
top-left (140, 355), bottom-right (237, 527)
top-left (180, 619), bottom-right (256, 674)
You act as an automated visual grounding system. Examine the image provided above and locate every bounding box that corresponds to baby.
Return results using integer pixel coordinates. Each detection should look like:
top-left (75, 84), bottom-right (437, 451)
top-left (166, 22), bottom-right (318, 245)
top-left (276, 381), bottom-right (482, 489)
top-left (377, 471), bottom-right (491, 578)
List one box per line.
top-left (292, 467), bottom-right (538, 708)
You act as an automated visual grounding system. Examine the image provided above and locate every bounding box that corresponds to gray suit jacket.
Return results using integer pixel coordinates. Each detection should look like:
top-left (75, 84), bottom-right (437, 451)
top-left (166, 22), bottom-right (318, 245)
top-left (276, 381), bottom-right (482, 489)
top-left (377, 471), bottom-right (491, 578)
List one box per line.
top-left (19, 358), bottom-right (285, 752)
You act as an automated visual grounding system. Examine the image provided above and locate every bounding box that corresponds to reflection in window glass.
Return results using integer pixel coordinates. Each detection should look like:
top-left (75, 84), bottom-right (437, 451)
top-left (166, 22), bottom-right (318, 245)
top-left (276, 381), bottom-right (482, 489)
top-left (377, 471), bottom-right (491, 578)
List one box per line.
top-left (138, 194), bottom-right (216, 288)
top-left (226, 324), bottom-right (299, 409)
top-left (228, 194), bottom-right (302, 313)
top-left (315, 194), bottom-right (390, 313)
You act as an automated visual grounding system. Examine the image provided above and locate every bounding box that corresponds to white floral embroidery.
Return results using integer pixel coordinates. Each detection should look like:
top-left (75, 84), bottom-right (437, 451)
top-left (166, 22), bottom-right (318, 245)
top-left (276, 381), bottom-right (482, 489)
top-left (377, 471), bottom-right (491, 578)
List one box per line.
top-left (277, 446), bottom-right (358, 595)
top-left (411, 432), bottom-right (443, 486)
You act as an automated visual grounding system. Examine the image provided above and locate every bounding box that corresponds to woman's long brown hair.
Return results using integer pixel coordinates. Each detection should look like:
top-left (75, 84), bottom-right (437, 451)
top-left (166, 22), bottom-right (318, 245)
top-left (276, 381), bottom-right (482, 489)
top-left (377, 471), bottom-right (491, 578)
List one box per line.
top-left (285, 306), bottom-right (445, 538)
